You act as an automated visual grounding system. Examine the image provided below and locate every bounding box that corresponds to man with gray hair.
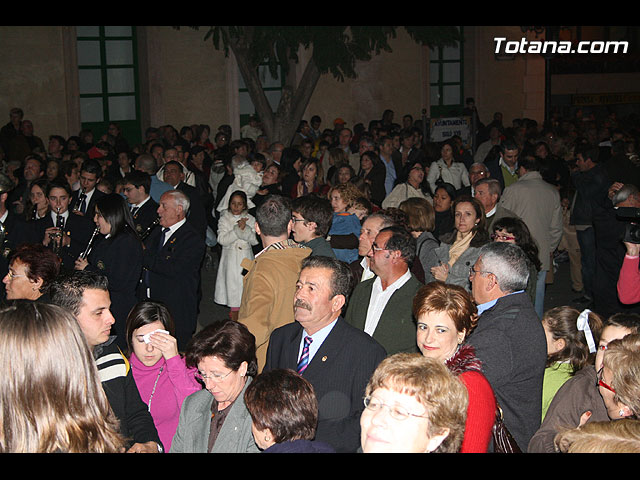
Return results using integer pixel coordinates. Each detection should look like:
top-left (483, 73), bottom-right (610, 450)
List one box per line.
top-left (474, 177), bottom-right (518, 233)
top-left (141, 189), bottom-right (206, 350)
top-left (466, 241), bottom-right (547, 452)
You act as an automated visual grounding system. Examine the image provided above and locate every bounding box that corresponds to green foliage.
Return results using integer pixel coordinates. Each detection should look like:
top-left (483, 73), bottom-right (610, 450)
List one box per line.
top-left (179, 26), bottom-right (461, 82)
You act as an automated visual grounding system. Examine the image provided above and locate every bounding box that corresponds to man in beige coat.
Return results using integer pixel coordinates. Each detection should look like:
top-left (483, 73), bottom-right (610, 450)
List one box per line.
top-left (237, 195), bottom-right (311, 372)
top-left (499, 155), bottom-right (563, 318)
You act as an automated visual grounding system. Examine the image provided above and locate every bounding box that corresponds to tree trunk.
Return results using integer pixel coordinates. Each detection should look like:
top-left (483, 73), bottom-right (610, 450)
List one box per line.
top-left (228, 35), bottom-right (322, 145)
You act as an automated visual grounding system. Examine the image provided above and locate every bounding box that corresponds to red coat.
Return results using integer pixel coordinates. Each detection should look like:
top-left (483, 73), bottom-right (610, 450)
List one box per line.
top-left (447, 344), bottom-right (497, 453)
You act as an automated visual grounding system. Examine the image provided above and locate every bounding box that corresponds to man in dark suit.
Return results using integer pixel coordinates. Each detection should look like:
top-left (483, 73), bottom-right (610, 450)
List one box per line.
top-left (161, 160), bottom-right (207, 239)
top-left (0, 172), bottom-right (31, 301)
top-left (123, 170), bottom-right (159, 238)
top-left (32, 181), bottom-right (94, 271)
top-left (345, 225), bottom-right (422, 356)
top-left (264, 255), bottom-right (387, 453)
top-left (69, 158), bottom-right (106, 219)
top-left (141, 189), bottom-right (205, 350)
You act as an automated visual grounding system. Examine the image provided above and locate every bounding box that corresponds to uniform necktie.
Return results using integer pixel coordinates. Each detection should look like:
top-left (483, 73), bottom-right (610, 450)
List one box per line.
top-left (297, 336), bottom-right (313, 374)
top-left (56, 213), bottom-right (65, 229)
top-left (131, 206), bottom-right (139, 217)
top-left (78, 192), bottom-right (87, 214)
top-left (158, 227), bottom-right (170, 251)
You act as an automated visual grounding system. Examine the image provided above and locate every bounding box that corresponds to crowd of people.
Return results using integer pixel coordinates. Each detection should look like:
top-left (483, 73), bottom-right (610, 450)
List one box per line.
top-left (0, 103), bottom-right (640, 453)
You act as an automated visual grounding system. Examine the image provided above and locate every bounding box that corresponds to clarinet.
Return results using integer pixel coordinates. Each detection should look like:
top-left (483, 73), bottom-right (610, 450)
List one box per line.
top-left (73, 188), bottom-right (86, 213)
top-left (139, 217), bottom-right (161, 241)
top-left (80, 226), bottom-right (101, 260)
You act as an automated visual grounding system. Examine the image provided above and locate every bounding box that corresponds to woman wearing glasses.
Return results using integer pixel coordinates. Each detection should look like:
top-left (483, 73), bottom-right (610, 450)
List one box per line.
top-left (359, 352), bottom-right (468, 453)
top-left (491, 216), bottom-right (541, 304)
top-left (171, 319), bottom-right (260, 453)
top-left (529, 313), bottom-right (640, 452)
top-left (126, 301), bottom-right (201, 453)
top-left (2, 243), bottom-right (61, 302)
top-left (412, 281), bottom-right (497, 452)
top-left (597, 333), bottom-right (640, 420)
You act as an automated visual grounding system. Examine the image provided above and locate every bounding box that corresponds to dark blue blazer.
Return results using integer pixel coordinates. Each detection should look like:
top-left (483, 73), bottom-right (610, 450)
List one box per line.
top-left (264, 317), bottom-right (386, 453)
top-left (142, 219), bottom-right (205, 350)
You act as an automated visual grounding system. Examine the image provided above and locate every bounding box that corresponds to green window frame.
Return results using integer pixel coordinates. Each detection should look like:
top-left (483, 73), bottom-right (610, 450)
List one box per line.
top-left (429, 26), bottom-right (464, 118)
top-left (238, 61), bottom-right (284, 127)
top-left (76, 26), bottom-right (142, 145)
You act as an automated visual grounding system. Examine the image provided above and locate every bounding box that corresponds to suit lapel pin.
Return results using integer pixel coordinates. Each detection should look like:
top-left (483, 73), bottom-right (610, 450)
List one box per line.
top-left (321, 356), bottom-right (327, 362)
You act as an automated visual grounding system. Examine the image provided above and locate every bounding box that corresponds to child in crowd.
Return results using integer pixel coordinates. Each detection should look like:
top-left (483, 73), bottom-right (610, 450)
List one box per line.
top-left (216, 155), bottom-right (263, 214)
top-left (348, 196), bottom-right (374, 221)
top-left (214, 190), bottom-right (258, 320)
top-left (327, 183), bottom-right (362, 264)
top-left (540, 306), bottom-right (603, 420)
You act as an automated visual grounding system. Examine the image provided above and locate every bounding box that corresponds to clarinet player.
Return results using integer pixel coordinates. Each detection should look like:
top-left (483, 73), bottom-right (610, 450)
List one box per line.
top-left (74, 193), bottom-right (143, 350)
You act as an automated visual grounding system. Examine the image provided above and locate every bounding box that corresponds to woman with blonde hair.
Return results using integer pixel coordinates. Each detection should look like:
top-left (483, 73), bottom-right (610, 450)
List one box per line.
top-left (554, 419), bottom-right (640, 453)
top-left (360, 352), bottom-right (468, 453)
top-left (0, 302), bottom-right (125, 453)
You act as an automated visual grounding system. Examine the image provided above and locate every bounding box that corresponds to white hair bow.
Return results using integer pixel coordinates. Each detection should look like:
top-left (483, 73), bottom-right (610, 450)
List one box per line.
top-left (577, 309), bottom-right (596, 353)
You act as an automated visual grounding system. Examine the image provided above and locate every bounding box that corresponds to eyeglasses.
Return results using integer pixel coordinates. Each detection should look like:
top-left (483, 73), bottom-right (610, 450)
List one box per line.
top-left (371, 242), bottom-right (390, 253)
top-left (363, 395), bottom-right (428, 421)
top-left (491, 233), bottom-right (516, 242)
top-left (469, 265), bottom-right (492, 278)
top-left (596, 367), bottom-right (616, 394)
top-left (195, 370), bottom-right (233, 383)
top-left (291, 217), bottom-right (307, 224)
top-left (5, 271), bottom-right (25, 280)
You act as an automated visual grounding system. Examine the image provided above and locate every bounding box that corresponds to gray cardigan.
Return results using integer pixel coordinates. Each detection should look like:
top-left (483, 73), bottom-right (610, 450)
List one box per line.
top-left (170, 377), bottom-right (259, 453)
top-left (426, 242), bottom-right (483, 291)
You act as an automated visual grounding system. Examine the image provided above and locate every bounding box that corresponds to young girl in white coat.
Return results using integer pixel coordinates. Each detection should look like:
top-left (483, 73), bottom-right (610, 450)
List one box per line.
top-left (214, 190), bottom-right (258, 320)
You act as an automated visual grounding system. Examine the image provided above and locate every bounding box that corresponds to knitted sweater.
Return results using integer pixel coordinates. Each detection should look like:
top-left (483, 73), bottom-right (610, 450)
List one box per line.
top-left (129, 353), bottom-right (201, 452)
top-left (446, 344), bottom-right (497, 453)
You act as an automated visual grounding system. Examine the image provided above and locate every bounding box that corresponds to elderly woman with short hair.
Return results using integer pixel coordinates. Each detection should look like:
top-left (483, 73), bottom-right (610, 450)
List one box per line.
top-left (359, 352), bottom-right (468, 453)
top-left (170, 319), bottom-right (260, 453)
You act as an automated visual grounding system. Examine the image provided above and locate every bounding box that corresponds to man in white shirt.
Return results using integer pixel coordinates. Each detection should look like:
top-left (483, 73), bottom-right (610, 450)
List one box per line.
top-left (351, 211), bottom-right (395, 282)
top-left (345, 225), bottom-right (422, 355)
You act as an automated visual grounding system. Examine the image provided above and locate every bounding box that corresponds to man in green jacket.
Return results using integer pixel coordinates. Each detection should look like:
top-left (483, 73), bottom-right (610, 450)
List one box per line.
top-left (345, 225), bottom-right (422, 355)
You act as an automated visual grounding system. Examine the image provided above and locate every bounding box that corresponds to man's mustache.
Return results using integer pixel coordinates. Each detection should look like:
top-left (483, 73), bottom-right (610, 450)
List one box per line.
top-left (294, 299), bottom-right (312, 311)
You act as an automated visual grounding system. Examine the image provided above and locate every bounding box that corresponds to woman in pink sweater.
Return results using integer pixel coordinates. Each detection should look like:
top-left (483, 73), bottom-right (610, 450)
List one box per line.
top-left (617, 242), bottom-right (640, 305)
top-left (126, 301), bottom-right (201, 451)
top-left (413, 281), bottom-right (497, 453)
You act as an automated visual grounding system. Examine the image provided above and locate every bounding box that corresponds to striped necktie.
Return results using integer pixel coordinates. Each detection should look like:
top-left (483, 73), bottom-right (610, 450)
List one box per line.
top-left (297, 336), bottom-right (313, 374)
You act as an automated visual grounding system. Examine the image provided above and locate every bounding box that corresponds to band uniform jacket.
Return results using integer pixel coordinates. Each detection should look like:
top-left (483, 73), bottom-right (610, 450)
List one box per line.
top-left (70, 187), bottom-right (106, 220)
top-left (86, 231), bottom-right (143, 346)
top-left (131, 198), bottom-right (159, 238)
top-left (142, 220), bottom-right (206, 350)
top-left (30, 212), bottom-right (95, 271)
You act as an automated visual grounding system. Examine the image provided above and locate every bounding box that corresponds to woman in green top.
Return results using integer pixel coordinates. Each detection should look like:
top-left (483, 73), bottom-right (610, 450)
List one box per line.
top-left (540, 307), bottom-right (604, 420)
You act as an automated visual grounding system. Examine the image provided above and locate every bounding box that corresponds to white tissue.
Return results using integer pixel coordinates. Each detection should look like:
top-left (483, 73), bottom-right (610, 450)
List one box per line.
top-left (142, 329), bottom-right (169, 344)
